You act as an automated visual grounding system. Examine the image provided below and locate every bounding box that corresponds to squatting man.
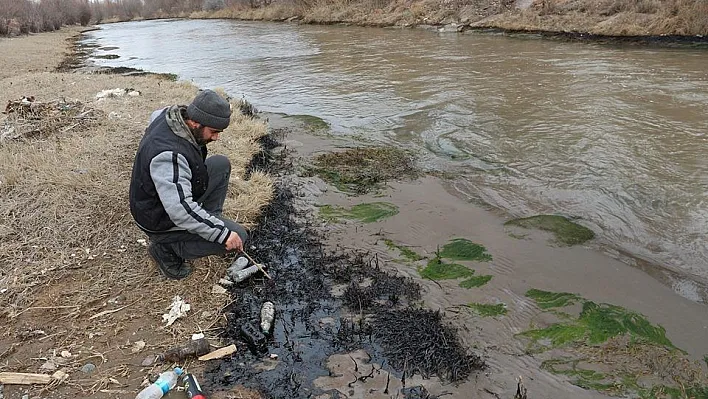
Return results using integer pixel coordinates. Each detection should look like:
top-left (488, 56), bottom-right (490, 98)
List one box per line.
top-left (129, 89), bottom-right (248, 279)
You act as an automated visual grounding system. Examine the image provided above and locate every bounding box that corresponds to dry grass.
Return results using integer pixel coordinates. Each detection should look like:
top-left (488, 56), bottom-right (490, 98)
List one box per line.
top-left (0, 28), bottom-right (272, 398)
top-left (199, 0), bottom-right (708, 35)
top-left (476, 0), bottom-right (708, 36)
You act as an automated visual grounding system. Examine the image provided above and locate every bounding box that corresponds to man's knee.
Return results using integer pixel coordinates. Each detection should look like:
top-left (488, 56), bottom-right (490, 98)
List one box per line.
top-left (206, 155), bottom-right (231, 175)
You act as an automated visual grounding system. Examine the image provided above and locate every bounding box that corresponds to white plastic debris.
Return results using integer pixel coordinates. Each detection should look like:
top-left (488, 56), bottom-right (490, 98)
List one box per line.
top-left (137, 238), bottom-right (147, 247)
top-left (95, 88), bottom-right (126, 99)
top-left (162, 295), bottom-right (191, 327)
top-left (60, 350), bottom-right (72, 358)
top-left (191, 333), bottom-right (205, 340)
top-left (211, 284), bottom-right (228, 295)
top-left (260, 301), bottom-right (275, 333)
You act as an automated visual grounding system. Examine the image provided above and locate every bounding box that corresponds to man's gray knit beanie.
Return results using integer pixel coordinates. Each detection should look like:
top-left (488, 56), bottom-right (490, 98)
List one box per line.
top-left (187, 89), bottom-right (232, 130)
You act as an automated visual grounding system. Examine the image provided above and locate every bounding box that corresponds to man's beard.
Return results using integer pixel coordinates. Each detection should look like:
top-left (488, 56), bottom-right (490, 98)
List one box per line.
top-left (191, 125), bottom-right (212, 146)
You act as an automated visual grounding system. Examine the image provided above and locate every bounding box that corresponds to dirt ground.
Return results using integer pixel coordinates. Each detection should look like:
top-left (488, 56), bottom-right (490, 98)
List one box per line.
top-left (0, 27), bottom-right (272, 399)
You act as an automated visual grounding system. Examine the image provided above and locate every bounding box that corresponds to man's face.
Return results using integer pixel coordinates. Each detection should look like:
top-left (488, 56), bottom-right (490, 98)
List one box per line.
top-left (191, 125), bottom-right (222, 146)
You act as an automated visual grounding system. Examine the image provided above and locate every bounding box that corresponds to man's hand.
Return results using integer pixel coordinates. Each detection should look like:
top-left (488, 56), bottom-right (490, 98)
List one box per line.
top-left (225, 232), bottom-right (243, 252)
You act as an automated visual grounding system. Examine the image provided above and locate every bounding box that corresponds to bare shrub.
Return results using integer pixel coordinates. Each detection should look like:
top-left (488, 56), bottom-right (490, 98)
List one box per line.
top-left (78, 3), bottom-right (91, 25)
top-left (204, 0), bottom-right (226, 11)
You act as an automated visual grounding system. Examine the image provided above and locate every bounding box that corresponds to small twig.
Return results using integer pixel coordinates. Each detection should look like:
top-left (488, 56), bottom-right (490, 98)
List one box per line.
top-left (88, 304), bottom-right (130, 320)
top-left (240, 250), bottom-right (272, 279)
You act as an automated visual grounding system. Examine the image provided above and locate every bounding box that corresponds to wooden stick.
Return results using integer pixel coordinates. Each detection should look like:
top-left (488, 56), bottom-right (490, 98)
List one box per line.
top-left (0, 372), bottom-right (51, 385)
top-left (241, 250), bottom-right (272, 280)
top-left (198, 344), bottom-right (237, 361)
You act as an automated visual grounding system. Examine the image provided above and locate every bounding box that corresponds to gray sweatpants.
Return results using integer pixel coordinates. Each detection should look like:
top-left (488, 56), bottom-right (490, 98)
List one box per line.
top-left (148, 155), bottom-right (248, 260)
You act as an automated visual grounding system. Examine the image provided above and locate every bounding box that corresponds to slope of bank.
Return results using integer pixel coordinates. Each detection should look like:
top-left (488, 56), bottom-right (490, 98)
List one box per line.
top-left (201, 0), bottom-right (708, 40)
top-left (0, 27), bottom-right (273, 398)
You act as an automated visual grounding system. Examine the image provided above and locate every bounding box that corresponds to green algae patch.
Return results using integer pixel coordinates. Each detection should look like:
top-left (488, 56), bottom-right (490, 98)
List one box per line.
top-left (420, 257), bottom-right (473, 280)
top-left (419, 258), bottom-right (492, 289)
top-left (467, 302), bottom-right (507, 317)
top-left (460, 274), bottom-right (493, 288)
top-left (522, 300), bottom-right (673, 351)
top-left (439, 238), bottom-right (492, 262)
top-left (505, 215), bottom-right (595, 245)
top-left (526, 288), bottom-right (582, 309)
top-left (383, 239), bottom-right (424, 262)
top-left (319, 202), bottom-right (399, 223)
top-left (284, 114), bottom-right (330, 132)
top-left (311, 147), bottom-right (418, 194)
top-left (524, 289), bottom-right (708, 398)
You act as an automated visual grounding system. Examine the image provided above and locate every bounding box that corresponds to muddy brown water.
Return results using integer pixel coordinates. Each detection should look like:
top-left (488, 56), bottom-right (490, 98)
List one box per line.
top-left (82, 19), bottom-right (708, 300)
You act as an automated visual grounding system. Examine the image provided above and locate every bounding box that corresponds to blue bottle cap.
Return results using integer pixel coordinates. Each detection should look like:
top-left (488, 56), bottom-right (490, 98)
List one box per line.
top-left (174, 367), bottom-right (184, 375)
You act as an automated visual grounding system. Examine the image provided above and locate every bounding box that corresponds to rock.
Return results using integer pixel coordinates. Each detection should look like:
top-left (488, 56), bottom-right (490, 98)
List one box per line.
top-left (80, 363), bottom-right (96, 374)
top-left (52, 369), bottom-right (69, 382)
top-left (40, 359), bottom-right (58, 371)
top-left (141, 356), bottom-right (156, 367)
top-left (131, 340), bottom-right (146, 353)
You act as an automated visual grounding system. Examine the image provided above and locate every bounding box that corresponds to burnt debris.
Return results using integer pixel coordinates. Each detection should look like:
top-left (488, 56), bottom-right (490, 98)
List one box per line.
top-left (204, 129), bottom-right (485, 398)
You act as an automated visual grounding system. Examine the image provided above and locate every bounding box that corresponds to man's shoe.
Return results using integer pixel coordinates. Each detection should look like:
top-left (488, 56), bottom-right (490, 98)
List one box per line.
top-left (148, 243), bottom-right (192, 280)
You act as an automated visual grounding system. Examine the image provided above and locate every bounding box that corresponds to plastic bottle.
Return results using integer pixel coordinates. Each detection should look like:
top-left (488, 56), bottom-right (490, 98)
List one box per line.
top-left (230, 264), bottom-right (261, 283)
top-left (182, 373), bottom-right (207, 399)
top-left (135, 367), bottom-right (183, 399)
top-left (260, 301), bottom-right (275, 333)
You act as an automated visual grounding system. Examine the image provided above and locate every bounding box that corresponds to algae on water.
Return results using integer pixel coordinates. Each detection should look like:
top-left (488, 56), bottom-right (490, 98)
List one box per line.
top-left (383, 239), bottom-right (424, 262)
top-left (467, 302), bottom-right (507, 317)
top-left (420, 258), bottom-right (473, 280)
top-left (459, 274), bottom-right (493, 288)
top-left (526, 288), bottom-right (582, 309)
top-left (284, 114), bottom-right (330, 132)
top-left (419, 258), bottom-right (492, 289)
top-left (522, 294), bottom-right (673, 350)
top-left (523, 289), bottom-right (708, 398)
top-left (319, 202), bottom-right (399, 223)
top-left (505, 215), bottom-right (595, 245)
top-left (311, 147), bottom-right (418, 194)
top-left (439, 238), bottom-right (492, 262)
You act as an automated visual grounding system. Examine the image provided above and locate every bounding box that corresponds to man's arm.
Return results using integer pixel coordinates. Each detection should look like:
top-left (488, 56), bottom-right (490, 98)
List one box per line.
top-left (149, 151), bottom-right (231, 245)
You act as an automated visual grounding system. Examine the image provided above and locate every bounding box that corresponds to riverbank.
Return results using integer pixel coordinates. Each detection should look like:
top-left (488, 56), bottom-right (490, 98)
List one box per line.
top-left (0, 27), bottom-right (272, 398)
top-left (200, 0), bottom-right (708, 40)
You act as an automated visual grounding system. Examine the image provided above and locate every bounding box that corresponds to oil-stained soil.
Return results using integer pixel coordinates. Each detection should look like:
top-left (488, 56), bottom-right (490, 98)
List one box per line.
top-left (202, 131), bottom-right (485, 398)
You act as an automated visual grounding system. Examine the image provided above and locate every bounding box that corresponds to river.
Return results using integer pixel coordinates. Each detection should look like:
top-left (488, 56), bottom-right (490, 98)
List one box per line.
top-left (82, 18), bottom-right (708, 300)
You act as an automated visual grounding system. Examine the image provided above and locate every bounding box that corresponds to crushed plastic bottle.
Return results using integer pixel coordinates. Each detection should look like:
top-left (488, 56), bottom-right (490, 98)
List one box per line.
top-left (260, 301), bottom-right (275, 333)
top-left (230, 264), bottom-right (266, 283)
top-left (135, 367), bottom-right (183, 399)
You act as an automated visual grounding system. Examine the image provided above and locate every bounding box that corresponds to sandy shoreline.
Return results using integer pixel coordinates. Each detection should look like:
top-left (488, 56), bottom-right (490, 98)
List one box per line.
top-left (1, 26), bottom-right (707, 399)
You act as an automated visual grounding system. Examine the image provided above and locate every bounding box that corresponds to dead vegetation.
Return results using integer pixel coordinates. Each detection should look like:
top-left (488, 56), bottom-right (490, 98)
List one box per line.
top-left (0, 29), bottom-right (273, 398)
top-left (310, 147), bottom-right (419, 194)
top-left (1, 97), bottom-right (103, 141)
top-left (477, 0), bottom-right (708, 36)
